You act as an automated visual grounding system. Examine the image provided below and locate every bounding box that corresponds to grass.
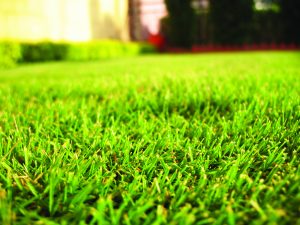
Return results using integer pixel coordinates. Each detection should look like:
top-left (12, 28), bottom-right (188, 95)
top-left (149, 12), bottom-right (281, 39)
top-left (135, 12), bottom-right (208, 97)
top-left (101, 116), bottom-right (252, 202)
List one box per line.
top-left (0, 51), bottom-right (299, 225)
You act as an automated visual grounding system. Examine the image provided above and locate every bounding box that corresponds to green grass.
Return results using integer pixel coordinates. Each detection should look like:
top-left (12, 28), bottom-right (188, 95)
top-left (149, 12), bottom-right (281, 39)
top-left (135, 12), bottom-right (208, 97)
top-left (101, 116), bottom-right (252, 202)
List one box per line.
top-left (0, 52), bottom-right (299, 225)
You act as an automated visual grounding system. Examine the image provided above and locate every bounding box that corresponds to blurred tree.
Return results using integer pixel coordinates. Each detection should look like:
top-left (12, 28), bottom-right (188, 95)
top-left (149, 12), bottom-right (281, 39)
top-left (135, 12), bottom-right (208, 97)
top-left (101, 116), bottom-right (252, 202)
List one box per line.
top-left (210, 0), bottom-right (254, 45)
top-left (252, 10), bottom-right (282, 44)
top-left (163, 0), bottom-right (196, 48)
top-left (252, 0), bottom-right (282, 44)
top-left (279, 0), bottom-right (300, 44)
top-left (254, 0), bottom-right (280, 10)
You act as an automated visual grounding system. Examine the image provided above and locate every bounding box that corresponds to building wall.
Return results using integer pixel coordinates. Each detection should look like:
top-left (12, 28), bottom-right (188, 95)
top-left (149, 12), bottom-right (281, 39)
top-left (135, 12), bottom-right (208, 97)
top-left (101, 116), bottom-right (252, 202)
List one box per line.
top-left (0, 0), bottom-right (129, 42)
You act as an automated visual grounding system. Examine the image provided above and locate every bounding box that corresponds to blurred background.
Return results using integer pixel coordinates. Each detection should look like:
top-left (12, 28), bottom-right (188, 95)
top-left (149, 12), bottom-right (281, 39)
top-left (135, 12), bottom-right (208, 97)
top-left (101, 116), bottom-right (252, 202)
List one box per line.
top-left (0, 0), bottom-right (299, 65)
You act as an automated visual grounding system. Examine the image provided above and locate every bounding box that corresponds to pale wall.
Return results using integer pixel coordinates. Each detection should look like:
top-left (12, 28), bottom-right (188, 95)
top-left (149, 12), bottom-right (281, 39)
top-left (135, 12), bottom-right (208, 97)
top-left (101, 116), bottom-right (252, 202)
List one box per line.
top-left (0, 0), bottom-right (129, 42)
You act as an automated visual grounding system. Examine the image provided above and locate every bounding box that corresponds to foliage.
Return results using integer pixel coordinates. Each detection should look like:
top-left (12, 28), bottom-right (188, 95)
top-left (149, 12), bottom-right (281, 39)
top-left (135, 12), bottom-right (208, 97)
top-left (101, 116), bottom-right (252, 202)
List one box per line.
top-left (163, 0), bottom-right (196, 48)
top-left (163, 0), bottom-right (298, 46)
top-left (65, 41), bottom-right (155, 61)
top-left (0, 52), bottom-right (299, 224)
top-left (20, 42), bottom-right (68, 62)
top-left (6, 41), bottom-right (156, 63)
top-left (279, 0), bottom-right (300, 44)
top-left (0, 41), bottom-right (22, 68)
top-left (252, 10), bottom-right (282, 44)
top-left (210, 0), bottom-right (254, 45)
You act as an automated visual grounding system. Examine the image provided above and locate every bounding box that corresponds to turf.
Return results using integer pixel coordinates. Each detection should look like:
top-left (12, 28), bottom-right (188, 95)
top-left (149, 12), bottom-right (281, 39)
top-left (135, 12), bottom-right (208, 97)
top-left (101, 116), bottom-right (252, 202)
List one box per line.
top-left (0, 52), bottom-right (299, 225)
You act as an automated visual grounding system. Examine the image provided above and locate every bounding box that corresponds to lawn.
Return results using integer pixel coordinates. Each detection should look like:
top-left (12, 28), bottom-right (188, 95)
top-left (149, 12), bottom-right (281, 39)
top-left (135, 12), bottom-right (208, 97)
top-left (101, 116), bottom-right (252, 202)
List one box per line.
top-left (0, 52), bottom-right (299, 225)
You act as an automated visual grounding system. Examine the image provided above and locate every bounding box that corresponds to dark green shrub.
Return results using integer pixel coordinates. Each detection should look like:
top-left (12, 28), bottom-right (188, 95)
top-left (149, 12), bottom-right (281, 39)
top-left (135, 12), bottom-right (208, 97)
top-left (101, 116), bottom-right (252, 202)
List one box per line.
top-left (0, 41), bottom-right (21, 68)
top-left (20, 42), bottom-right (68, 62)
top-left (279, 0), bottom-right (300, 44)
top-left (138, 43), bottom-right (157, 53)
top-left (210, 0), bottom-right (254, 45)
top-left (252, 10), bottom-right (282, 44)
top-left (163, 0), bottom-right (196, 48)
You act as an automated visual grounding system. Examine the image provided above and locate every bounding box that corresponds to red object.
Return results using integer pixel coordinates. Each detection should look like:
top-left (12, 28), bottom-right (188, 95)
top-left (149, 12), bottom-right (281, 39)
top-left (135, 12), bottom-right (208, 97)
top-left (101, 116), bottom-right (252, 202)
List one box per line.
top-left (148, 34), bottom-right (165, 51)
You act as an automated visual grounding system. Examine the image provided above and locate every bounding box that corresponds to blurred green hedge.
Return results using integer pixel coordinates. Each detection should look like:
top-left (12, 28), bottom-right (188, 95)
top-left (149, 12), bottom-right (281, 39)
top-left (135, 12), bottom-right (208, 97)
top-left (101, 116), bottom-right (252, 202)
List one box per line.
top-left (0, 41), bottom-right (22, 68)
top-left (0, 40), bottom-right (156, 68)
